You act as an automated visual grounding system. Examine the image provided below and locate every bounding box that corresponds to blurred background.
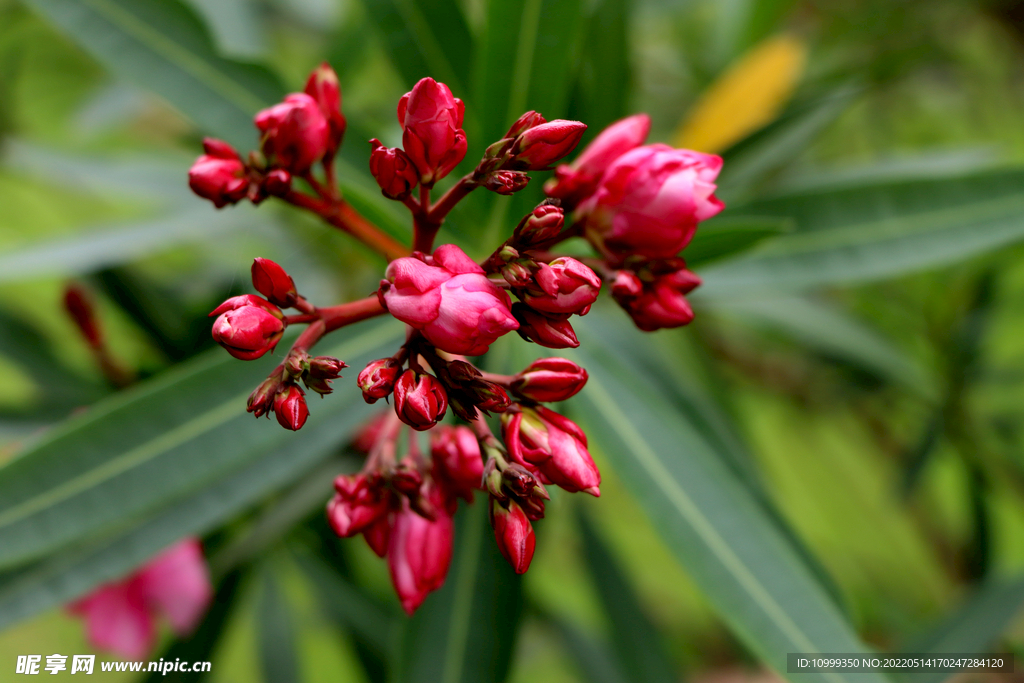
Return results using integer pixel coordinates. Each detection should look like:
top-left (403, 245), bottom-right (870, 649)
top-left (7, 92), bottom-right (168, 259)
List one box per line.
top-left (4, 0), bottom-right (1024, 681)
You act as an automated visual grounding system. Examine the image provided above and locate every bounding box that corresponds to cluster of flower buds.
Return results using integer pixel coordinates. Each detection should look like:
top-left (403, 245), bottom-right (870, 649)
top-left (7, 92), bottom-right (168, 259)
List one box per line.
top-left (188, 63), bottom-right (344, 208)
top-left (190, 63), bottom-right (723, 614)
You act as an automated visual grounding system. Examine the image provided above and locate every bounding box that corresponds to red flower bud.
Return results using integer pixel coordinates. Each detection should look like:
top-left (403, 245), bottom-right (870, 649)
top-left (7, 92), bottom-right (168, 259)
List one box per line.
top-left (251, 258), bottom-right (297, 308)
top-left (369, 139), bottom-right (419, 199)
top-left (273, 385), bottom-right (309, 431)
top-left (188, 138), bottom-right (249, 208)
top-left (63, 283), bottom-right (102, 348)
top-left (610, 270), bottom-right (643, 298)
top-left (511, 357), bottom-right (588, 403)
top-left (483, 170), bottom-right (530, 195)
top-left (304, 62), bottom-right (346, 155)
top-left (398, 78), bottom-right (467, 186)
top-left (512, 303), bottom-right (579, 349)
top-left (431, 425), bottom-right (484, 502)
top-left (363, 515), bottom-right (391, 557)
top-left (247, 376), bottom-right (281, 418)
top-left (328, 473), bottom-right (391, 537)
top-left (209, 295), bottom-right (285, 361)
top-left (387, 489), bottom-right (454, 614)
top-left (304, 356), bottom-right (347, 395)
top-left (255, 93), bottom-right (331, 174)
top-left (262, 169), bottom-right (292, 197)
top-left (613, 260), bottom-right (701, 331)
top-left (504, 110), bottom-right (547, 140)
top-left (490, 497), bottom-right (536, 574)
top-left (503, 406), bottom-right (600, 496)
top-left (513, 204), bottom-right (564, 246)
top-left (357, 358), bottom-right (402, 404)
top-left (521, 257), bottom-right (601, 316)
top-left (393, 370), bottom-right (448, 431)
top-left (508, 120), bottom-right (587, 170)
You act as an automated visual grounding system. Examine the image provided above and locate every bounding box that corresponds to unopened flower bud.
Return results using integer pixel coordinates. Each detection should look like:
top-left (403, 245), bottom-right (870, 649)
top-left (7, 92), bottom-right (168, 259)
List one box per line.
top-left (255, 93), bottom-right (331, 174)
top-left (504, 406), bottom-right (600, 496)
top-left (329, 474), bottom-right (390, 537)
top-left (393, 370), bottom-right (448, 431)
top-left (483, 170), bottom-right (530, 195)
top-left (304, 356), bottom-right (347, 395)
top-left (611, 270), bottom-right (643, 298)
top-left (209, 295), bottom-right (285, 361)
top-left (431, 425), bottom-right (484, 502)
top-left (304, 62), bottom-right (347, 154)
top-left (274, 385), bottom-right (309, 431)
top-left (188, 138), bottom-right (249, 208)
top-left (388, 488), bottom-right (454, 613)
top-left (501, 261), bottom-right (534, 288)
top-left (513, 204), bottom-right (564, 246)
top-left (490, 498), bottom-right (536, 574)
top-left (369, 139), bottom-right (419, 199)
top-left (398, 77), bottom-right (467, 186)
top-left (363, 516), bottom-right (390, 557)
top-left (469, 380), bottom-right (511, 413)
top-left (251, 258), bottom-right (297, 308)
top-left (504, 110), bottom-right (547, 140)
top-left (262, 169), bottom-right (292, 197)
top-left (522, 257), bottom-right (601, 316)
top-left (391, 458), bottom-right (425, 496)
top-left (508, 120), bottom-right (587, 170)
top-left (512, 303), bottom-right (579, 349)
top-left (247, 376), bottom-right (281, 418)
top-left (358, 358), bottom-right (402, 403)
top-left (511, 357), bottom-right (588, 403)
top-left (445, 360), bottom-right (481, 384)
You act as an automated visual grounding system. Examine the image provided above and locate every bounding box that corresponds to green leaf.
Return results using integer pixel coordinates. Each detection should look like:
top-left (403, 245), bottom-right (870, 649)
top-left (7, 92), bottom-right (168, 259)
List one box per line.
top-left (699, 169), bottom-right (1024, 295)
top-left (569, 0), bottom-right (630, 132)
top-left (361, 0), bottom-right (473, 94)
top-left (22, 0), bottom-right (284, 149)
top-left (571, 325), bottom-right (887, 683)
top-left (0, 206), bottom-right (268, 283)
top-left (0, 319), bottom-right (402, 569)
top-left (706, 295), bottom-right (935, 397)
top-left (546, 614), bottom-right (629, 683)
top-left (685, 215), bottom-right (793, 266)
top-left (257, 567), bottom-right (301, 683)
top-left (577, 509), bottom-right (677, 683)
top-left (0, 398), bottom-right (364, 630)
top-left (396, 501), bottom-right (523, 683)
top-left (897, 577), bottom-right (1024, 683)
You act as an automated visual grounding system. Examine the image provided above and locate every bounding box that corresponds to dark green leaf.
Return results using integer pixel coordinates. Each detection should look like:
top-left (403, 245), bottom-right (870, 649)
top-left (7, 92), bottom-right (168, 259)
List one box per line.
top-left (569, 0), bottom-right (630, 133)
top-left (547, 614), bottom-right (629, 683)
top-left (22, 0), bottom-right (285, 149)
top-left (685, 215), bottom-right (793, 266)
top-left (396, 501), bottom-right (523, 683)
top-left (0, 319), bottom-right (402, 569)
top-left (257, 567), bottom-right (301, 683)
top-left (571, 324), bottom-right (886, 683)
top-left (577, 509), bottom-right (677, 683)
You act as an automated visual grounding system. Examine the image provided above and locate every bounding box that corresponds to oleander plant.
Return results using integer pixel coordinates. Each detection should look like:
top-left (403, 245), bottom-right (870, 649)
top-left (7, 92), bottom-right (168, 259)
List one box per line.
top-left (4, 0), bottom-right (1024, 681)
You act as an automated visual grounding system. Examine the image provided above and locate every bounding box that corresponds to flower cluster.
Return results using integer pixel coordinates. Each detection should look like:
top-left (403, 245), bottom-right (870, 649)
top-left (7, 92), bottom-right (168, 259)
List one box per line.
top-left (190, 64), bottom-right (723, 613)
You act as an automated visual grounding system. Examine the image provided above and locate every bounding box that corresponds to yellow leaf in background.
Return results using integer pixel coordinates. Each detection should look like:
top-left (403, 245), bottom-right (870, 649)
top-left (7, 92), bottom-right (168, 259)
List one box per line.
top-left (674, 34), bottom-right (808, 154)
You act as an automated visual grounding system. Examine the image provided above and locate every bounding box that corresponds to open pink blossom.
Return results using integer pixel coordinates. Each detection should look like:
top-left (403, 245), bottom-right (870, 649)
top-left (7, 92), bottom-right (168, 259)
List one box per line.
top-left (378, 244), bottom-right (519, 356)
top-left (578, 144), bottom-right (724, 260)
top-left (67, 539), bottom-right (212, 660)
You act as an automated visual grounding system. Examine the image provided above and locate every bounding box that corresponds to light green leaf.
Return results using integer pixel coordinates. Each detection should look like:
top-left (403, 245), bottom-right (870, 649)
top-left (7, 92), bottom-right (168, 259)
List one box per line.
top-left (571, 325), bottom-right (887, 683)
top-left (547, 615), bottom-right (629, 683)
top-left (0, 319), bottom-right (402, 569)
top-left (257, 567), bottom-right (301, 683)
top-left (22, 0), bottom-right (284, 149)
top-left (396, 501), bottom-right (523, 683)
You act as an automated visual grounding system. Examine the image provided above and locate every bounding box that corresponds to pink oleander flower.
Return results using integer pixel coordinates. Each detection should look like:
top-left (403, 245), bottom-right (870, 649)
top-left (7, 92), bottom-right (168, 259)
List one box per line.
top-left (398, 78), bottom-right (467, 186)
top-left (388, 488), bottom-right (454, 614)
top-left (369, 139), bottom-right (419, 199)
top-left (67, 539), bottom-right (212, 660)
top-left (511, 357), bottom-right (588, 403)
top-left (431, 425), bottom-right (484, 502)
top-left (304, 62), bottom-right (346, 154)
top-left (210, 295), bottom-right (285, 361)
top-left (378, 244), bottom-right (519, 356)
top-left (188, 138), bottom-right (249, 208)
top-left (544, 114), bottom-right (651, 207)
top-left (613, 261), bottom-right (702, 331)
top-left (511, 303), bottom-right (579, 349)
top-left (255, 93), bottom-right (331, 174)
top-left (328, 473), bottom-right (391, 537)
top-left (521, 257), bottom-right (601, 316)
top-left (507, 120), bottom-right (587, 170)
top-left (393, 370), bottom-right (448, 431)
top-left (251, 258), bottom-right (297, 308)
top-left (490, 498), bottom-right (536, 574)
top-left (577, 144), bottom-right (724, 260)
top-left (503, 406), bottom-right (601, 496)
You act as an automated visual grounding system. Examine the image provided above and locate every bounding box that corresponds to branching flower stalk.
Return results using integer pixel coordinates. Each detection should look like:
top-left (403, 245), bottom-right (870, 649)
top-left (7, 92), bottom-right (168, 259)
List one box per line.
top-left (189, 63), bottom-right (725, 614)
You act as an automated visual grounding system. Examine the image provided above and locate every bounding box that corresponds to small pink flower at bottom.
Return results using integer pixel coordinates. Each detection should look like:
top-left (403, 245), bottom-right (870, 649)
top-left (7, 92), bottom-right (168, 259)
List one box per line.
top-left (387, 490), bottom-right (454, 614)
top-left (490, 498), bottom-right (536, 574)
top-left (67, 539), bottom-right (212, 660)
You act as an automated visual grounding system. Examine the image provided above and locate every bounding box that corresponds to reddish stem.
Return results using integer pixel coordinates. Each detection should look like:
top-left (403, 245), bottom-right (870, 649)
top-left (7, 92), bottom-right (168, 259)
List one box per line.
top-left (319, 296), bottom-right (388, 333)
top-left (283, 190), bottom-right (411, 261)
